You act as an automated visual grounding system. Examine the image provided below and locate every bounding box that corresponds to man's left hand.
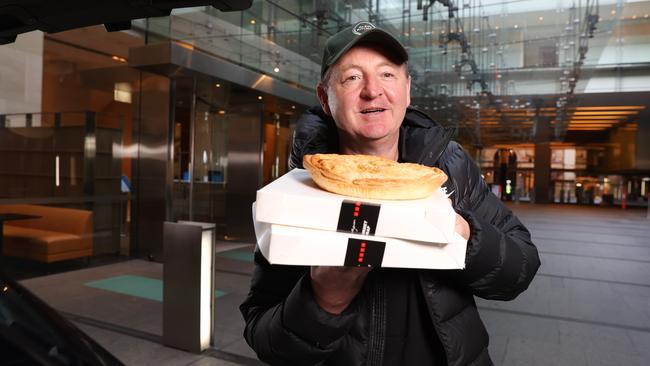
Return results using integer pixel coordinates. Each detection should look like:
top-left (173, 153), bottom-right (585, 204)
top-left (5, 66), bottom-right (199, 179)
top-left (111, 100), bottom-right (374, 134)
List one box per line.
top-left (455, 213), bottom-right (470, 240)
top-left (449, 198), bottom-right (470, 240)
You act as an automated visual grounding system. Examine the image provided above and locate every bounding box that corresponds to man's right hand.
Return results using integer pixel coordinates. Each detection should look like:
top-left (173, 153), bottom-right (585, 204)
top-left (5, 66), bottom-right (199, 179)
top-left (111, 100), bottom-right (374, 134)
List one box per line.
top-left (310, 266), bottom-right (371, 315)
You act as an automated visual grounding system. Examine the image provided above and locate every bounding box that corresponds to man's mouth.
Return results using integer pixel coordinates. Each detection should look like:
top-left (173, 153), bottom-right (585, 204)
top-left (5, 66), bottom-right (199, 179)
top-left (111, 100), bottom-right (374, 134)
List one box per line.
top-left (360, 108), bottom-right (386, 114)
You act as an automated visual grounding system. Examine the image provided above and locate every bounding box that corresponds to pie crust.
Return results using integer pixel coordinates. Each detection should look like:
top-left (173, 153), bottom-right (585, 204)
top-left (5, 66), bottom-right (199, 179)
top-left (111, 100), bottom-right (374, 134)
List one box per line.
top-left (303, 153), bottom-right (448, 200)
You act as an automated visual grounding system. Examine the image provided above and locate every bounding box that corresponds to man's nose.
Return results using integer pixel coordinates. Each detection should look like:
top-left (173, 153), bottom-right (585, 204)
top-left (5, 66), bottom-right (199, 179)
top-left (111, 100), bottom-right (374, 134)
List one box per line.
top-left (360, 76), bottom-right (382, 99)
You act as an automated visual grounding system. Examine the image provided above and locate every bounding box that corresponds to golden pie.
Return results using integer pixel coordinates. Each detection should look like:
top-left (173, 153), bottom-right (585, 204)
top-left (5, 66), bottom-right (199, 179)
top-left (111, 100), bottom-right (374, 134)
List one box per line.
top-left (303, 153), bottom-right (448, 200)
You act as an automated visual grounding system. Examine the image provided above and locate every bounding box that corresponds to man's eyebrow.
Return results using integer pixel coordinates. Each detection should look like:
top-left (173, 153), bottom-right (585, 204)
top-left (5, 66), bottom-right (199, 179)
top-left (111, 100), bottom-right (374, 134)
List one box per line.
top-left (377, 61), bottom-right (399, 69)
top-left (338, 64), bottom-right (362, 73)
top-left (339, 62), bottom-right (399, 73)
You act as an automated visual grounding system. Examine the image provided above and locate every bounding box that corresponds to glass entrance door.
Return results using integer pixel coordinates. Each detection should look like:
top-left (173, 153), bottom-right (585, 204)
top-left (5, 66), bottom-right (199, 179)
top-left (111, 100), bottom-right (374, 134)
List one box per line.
top-left (171, 76), bottom-right (229, 232)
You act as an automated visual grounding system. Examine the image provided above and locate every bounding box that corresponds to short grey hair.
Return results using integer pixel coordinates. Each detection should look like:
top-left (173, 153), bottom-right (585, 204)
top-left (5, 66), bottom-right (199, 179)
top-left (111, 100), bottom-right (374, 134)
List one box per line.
top-left (319, 66), bottom-right (336, 90)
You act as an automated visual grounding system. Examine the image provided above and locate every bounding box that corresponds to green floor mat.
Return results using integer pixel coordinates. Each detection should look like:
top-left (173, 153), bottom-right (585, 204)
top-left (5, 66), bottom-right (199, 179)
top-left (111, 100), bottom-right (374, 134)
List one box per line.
top-left (216, 249), bottom-right (254, 262)
top-left (85, 275), bottom-right (226, 301)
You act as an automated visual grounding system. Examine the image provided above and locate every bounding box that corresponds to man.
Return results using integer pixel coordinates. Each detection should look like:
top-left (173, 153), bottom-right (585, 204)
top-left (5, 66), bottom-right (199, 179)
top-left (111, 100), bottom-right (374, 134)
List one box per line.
top-left (241, 21), bottom-right (540, 366)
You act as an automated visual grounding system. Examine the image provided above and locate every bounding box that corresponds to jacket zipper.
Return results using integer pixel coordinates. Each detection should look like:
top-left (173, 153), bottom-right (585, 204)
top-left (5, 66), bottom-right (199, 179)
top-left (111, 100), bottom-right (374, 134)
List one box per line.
top-left (415, 125), bottom-right (455, 363)
top-left (418, 275), bottom-right (453, 365)
top-left (367, 275), bottom-right (386, 366)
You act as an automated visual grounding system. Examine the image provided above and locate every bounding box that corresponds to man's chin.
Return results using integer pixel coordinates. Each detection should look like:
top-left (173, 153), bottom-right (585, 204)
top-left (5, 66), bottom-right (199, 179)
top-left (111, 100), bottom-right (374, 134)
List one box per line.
top-left (358, 126), bottom-right (395, 141)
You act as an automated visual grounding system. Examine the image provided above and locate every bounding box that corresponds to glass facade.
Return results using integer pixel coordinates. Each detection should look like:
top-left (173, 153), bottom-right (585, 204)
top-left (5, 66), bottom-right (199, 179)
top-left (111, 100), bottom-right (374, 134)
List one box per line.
top-left (0, 0), bottom-right (649, 362)
top-left (124, 0), bottom-right (650, 205)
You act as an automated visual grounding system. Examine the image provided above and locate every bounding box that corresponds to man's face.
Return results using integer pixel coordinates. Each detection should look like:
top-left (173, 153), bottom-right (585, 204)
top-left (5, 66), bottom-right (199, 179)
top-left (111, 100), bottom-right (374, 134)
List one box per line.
top-left (318, 45), bottom-right (411, 145)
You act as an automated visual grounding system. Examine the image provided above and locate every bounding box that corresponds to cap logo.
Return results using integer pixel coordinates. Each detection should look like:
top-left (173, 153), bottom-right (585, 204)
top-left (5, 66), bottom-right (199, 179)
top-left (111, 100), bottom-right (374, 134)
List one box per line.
top-left (352, 21), bottom-right (375, 35)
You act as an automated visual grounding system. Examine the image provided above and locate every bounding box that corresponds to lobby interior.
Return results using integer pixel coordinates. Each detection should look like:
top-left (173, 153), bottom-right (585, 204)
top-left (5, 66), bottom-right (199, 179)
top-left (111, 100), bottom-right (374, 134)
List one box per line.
top-left (1, 1), bottom-right (650, 365)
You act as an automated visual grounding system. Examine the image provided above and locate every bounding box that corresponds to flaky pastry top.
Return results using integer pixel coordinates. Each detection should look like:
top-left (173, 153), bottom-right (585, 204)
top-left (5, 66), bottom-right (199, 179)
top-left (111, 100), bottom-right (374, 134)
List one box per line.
top-left (303, 153), bottom-right (448, 199)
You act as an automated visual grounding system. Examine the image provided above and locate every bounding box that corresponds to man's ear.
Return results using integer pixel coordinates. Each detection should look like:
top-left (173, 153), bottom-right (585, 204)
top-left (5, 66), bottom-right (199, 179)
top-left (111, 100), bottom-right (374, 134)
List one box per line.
top-left (316, 83), bottom-right (332, 116)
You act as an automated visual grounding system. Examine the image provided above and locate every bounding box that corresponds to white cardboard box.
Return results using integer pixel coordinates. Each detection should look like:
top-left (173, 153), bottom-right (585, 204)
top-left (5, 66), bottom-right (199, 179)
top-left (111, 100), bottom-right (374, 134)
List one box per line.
top-left (253, 219), bottom-right (467, 269)
top-left (255, 169), bottom-right (456, 244)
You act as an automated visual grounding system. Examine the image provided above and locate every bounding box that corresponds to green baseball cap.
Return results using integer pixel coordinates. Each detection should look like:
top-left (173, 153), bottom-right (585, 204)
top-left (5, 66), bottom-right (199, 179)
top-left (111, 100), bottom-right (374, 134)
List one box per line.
top-left (321, 21), bottom-right (409, 79)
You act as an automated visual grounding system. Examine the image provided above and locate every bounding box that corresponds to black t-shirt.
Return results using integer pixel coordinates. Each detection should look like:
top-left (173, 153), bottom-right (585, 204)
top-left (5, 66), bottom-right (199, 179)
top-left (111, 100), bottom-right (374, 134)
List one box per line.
top-left (380, 269), bottom-right (446, 365)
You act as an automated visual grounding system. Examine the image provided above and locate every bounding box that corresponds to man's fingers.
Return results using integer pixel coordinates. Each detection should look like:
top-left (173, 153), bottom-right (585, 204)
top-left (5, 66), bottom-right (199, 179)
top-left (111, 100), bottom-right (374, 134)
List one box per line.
top-left (455, 213), bottom-right (471, 240)
top-left (310, 266), bottom-right (371, 314)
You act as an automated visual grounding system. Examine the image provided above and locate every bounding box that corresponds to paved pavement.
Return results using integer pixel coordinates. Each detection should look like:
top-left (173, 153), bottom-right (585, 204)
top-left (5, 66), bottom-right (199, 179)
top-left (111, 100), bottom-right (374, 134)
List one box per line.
top-left (21, 203), bottom-right (650, 365)
top-left (478, 204), bottom-right (650, 366)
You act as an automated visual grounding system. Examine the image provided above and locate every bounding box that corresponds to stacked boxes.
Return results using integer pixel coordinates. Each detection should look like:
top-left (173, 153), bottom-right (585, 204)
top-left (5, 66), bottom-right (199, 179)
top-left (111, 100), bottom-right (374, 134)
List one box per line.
top-left (253, 169), bottom-right (467, 269)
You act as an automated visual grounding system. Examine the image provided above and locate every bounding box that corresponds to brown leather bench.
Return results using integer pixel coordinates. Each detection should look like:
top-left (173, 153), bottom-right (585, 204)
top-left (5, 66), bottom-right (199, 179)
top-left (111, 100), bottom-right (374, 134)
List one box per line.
top-left (0, 204), bottom-right (93, 263)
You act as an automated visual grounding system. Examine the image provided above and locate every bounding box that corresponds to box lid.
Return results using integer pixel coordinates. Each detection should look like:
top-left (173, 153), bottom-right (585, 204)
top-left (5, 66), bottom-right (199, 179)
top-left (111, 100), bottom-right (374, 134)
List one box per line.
top-left (255, 169), bottom-right (456, 243)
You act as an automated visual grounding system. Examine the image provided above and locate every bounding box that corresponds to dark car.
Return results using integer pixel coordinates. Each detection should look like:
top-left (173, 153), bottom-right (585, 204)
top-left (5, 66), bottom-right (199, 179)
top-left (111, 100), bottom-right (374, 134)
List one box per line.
top-left (0, 0), bottom-right (252, 45)
top-left (0, 270), bottom-right (124, 365)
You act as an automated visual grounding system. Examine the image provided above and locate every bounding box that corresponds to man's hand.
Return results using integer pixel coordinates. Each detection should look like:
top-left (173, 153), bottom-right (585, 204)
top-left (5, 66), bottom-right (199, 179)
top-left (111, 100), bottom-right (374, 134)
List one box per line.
top-left (449, 198), bottom-right (470, 240)
top-left (310, 266), bottom-right (371, 315)
top-left (455, 213), bottom-right (470, 240)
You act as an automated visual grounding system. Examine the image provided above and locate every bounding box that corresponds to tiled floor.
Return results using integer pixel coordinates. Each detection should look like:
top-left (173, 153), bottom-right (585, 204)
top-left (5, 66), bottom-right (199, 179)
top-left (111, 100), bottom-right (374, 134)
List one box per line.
top-left (18, 205), bottom-right (650, 365)
top-left (19, 241), bottom-right (261, 365)
top-left (478, 204), bottom-right (650, 365)
top-left (71, 321), bottom-right (248, 366)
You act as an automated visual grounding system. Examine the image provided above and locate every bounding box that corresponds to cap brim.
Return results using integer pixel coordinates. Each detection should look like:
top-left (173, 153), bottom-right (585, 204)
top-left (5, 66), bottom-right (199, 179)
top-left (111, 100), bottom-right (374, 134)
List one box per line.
top-left (323, 29), bottom-right (408, 77)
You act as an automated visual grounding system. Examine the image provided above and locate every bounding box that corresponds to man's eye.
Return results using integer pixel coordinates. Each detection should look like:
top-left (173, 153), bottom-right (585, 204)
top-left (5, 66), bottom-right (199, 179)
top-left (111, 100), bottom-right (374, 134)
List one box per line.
top-left (382, 72), bottom-right (395, 78)
top-left (345, 75), bottom-right (360, 82)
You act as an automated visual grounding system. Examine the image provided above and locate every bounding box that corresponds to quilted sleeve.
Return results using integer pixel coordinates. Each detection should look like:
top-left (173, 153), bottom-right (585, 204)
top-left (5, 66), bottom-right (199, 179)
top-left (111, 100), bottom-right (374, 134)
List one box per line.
top-left (439, 142), bottom-right (541, 300)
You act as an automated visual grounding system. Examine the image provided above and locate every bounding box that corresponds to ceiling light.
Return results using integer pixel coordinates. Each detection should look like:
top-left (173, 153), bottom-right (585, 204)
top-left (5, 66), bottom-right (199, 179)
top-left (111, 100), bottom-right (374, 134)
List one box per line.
top-left (573, 111), bottom-right (637, 115)
top-left (250, 19), bottom-right (256, 25)
top-left (273, 66), bottom-right (280, 73)
top-left (514, 24), bottom-right (519, 29)
top-left (114, 82), bottom-right (132, 103)
top-left (569, 121), bottom-right (616, 125)
top-left (575, 106), bottom-right (644, 111)
top-left (570, 117), bottom-right (622, 122)
top-left (538, 16), bottom-right (543, 21)
top-left (611, 10), bottom-right (616, 15)
top-left (257, 96), bottom-right (263, 100)
top-left (215, 83), bottom-right (221, 88)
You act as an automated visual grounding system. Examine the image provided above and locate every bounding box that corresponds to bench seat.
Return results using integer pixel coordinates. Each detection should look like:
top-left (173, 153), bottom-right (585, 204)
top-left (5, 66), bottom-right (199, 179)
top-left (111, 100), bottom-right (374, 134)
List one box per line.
top-left (0, 204), bottom-right (93, 263)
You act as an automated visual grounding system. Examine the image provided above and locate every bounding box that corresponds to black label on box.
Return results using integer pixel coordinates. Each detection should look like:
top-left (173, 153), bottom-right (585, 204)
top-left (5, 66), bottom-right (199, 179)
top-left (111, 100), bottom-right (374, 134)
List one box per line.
top-left (337, 200), bottom-right (381, 235)
top-left (344, 238), bottom-right (385, 267)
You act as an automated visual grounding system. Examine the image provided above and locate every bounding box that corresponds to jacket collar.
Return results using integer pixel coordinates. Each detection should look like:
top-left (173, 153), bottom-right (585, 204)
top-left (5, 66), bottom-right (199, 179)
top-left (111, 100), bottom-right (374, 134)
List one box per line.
top-left (294, 106), bottom-right (455, 167)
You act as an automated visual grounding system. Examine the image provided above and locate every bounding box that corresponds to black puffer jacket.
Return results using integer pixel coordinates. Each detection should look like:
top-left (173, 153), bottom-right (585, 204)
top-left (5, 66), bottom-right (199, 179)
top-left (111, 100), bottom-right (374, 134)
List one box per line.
top-left (241, 106), bottom-right (540, 366)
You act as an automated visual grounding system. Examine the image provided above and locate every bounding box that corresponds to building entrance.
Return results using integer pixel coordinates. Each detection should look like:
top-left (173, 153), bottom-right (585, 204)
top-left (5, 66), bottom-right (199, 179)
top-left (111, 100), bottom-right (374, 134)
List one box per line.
top-left (169, 74), bottom-right (304, 240)
top-left (493, 149), bottom-right (518, 201)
